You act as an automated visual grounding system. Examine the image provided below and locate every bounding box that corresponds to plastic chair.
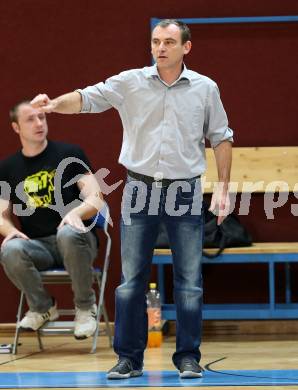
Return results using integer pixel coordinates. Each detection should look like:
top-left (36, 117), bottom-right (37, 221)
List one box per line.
top-left (12, 201), bottom-right (112, 354)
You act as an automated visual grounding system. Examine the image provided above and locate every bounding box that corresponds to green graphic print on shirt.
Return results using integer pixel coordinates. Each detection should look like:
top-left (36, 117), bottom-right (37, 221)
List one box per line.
top-left (24, 170), bottom-right (56, 208)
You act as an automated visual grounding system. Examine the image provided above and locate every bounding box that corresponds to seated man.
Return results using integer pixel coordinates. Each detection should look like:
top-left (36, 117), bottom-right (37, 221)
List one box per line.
top-left (0, 100), bottom-right (103, 339)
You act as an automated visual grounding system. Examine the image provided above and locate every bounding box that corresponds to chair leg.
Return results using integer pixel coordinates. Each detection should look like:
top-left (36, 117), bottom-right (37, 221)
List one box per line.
top-left (36, 330), bottom-right (44, 351)
top-left (90, 301), bottom-right (113, 353)
top-left (91, 273), bottom-right (102, 353)
top-left (102, 302), bottom-right (113, 347)
top-left (91, 303), bottom-right (103, 353)
top-left (91, 263), bottom-right (113, 351)
top-left (13, 291), bottom-right (26, 355)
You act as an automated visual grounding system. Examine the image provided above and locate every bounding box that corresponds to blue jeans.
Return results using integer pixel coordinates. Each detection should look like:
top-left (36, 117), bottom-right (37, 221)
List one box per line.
top-left (114, 175), bottom-right (204, 369)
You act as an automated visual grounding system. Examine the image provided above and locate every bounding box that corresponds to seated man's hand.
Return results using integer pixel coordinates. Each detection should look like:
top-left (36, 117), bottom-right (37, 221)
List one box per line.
top-left (1, 229), bottom-right (29, 250)
top-left (58, 210), bottom-right (88, 233)
top-left (31, 94), bottom-right (56, 113)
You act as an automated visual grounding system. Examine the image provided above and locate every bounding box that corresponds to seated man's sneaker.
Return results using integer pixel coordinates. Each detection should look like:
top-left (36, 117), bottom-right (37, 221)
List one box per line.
top-left (19, 300), bottom-right (59, 331)
top-left (107, 358), bottom-right (143, 379)
top-left (74, 304), bottom-right (97, 339)
top-left (177, 357), bottom-right (203, 378)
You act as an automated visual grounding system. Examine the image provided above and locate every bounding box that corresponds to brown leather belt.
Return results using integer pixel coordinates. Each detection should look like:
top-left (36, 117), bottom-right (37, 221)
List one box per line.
top-left (127, 170), bottom-right (200, 187)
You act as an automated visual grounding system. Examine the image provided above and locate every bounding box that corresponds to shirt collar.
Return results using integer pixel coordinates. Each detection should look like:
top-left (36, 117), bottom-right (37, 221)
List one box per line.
top-left (145, 63), bottom-right (192, 85)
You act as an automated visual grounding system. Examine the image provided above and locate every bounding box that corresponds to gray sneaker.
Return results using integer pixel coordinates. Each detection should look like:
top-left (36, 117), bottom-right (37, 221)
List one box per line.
top-left (107, 358), bottom-right (143, 379)
top-left (177, 357), bottom-right (203, 378)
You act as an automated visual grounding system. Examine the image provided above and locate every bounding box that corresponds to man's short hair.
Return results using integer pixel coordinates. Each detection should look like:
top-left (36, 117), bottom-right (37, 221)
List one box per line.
top-left (154, 19), bottom-right (191, 44)
top-left (9, 100), bottom-right (31, 123)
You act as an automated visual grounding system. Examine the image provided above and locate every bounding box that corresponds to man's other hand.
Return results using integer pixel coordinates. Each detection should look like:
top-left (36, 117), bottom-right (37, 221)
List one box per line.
top-left (1, 229), bottom-right (29, 250)
top-left (209, 184), bottom-right (230, 225)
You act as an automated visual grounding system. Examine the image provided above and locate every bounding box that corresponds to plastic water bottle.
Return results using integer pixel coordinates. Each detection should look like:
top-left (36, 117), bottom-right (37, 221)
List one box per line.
top-left (147, 282), bottom-right (162, 347)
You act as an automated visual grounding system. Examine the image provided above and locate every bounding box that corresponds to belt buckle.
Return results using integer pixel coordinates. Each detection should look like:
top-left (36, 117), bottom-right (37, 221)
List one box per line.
top-left (155, 180), bottom-right (162, 188)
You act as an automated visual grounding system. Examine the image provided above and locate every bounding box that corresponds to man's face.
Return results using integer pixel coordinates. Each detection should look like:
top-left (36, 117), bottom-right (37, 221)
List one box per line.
top-left (151, 24), bottom-right (191, 70)
top-left (12, 103), bottom-right (48, 144)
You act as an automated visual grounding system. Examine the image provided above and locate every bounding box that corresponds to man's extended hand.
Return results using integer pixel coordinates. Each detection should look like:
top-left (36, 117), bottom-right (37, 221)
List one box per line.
top-left (1, 229), bottom-right (29, 250)
top-left (31, 94), bottom-right (56, 113)
top-left (31, 92), bottom-right (82, 114)
top-left (209, 183), bottom-right (230, 225)
top-left (58, 210), bottom-right (87, 233)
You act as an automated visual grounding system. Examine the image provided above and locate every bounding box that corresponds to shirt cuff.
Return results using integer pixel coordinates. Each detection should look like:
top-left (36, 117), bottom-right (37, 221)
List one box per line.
top-left (210, 127), bottom-right (234, 148)
top-left (75, 89), bottom-right (90, 113)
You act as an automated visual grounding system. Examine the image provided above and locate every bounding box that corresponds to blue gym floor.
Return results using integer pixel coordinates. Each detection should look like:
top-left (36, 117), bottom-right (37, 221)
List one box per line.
top-left (1, 369), bottom-right (298, 388)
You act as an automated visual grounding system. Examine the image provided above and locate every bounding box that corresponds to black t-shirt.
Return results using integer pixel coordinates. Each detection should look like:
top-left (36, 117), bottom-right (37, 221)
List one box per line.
top-left (0, 140), bottom-right (96, 238)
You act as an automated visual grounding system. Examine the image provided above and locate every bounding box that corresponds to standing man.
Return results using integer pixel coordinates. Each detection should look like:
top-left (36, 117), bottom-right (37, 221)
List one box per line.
top-left (0, 100), bottom-right (103, 340)
top-left (31, 19), bottom-right (233, 378)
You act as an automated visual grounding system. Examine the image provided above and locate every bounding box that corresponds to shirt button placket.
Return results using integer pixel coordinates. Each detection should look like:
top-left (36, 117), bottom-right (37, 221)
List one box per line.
top-left (158, 88), bottom-right (169, 171)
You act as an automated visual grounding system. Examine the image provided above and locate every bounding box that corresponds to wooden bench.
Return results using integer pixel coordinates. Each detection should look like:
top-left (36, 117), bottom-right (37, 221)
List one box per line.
top-left (152, 147), bottom-right (298, 320)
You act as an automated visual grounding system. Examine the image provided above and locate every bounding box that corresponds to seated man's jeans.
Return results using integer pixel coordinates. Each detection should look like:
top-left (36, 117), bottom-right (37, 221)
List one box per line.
top-left (0, 225), bottom-right (98, 312)
top-left (114, 175), bottom-right (204, 369)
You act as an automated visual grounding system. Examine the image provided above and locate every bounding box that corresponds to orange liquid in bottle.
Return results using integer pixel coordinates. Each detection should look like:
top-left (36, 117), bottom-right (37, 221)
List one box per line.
top-left (147, 331), bottom-right (163, 347)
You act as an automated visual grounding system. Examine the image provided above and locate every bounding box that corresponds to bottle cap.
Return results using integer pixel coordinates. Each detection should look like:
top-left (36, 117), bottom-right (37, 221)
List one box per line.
top-left (149, 282), bottom-right (157, 289)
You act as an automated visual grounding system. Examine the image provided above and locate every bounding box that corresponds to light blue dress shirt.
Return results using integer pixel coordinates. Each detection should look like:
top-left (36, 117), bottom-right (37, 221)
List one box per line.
top-left (77, 64), bottom-right (233, 179)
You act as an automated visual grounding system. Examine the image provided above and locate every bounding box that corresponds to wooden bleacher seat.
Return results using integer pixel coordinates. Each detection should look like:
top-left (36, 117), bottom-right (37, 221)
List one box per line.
top-left (204, 146), bottom-right (298, 193)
